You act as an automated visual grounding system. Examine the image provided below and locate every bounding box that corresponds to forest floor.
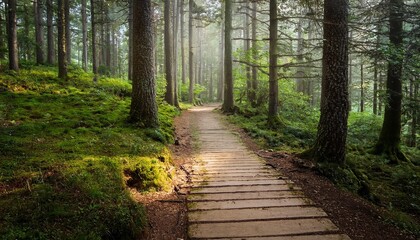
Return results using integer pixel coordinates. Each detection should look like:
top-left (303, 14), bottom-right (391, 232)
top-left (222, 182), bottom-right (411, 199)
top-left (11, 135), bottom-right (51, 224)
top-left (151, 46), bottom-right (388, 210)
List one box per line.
top-left (138, 104), bottom-right (417, 240)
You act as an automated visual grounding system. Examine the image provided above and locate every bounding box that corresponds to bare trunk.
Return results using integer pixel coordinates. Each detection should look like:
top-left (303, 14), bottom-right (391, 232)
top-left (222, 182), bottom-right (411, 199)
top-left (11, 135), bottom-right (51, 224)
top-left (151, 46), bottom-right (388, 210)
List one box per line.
top-left (65, 0), bottom-right (71, 63)
top-left (173, 0), bottom-right (180, 106)
top-left (268, 0), bottom-right (278, 122)
top-left (222, 0), bottom-right (234, 112)
top-left (91, 0), bottom-right (97, 75)
top-left (244, 0), bottom-right (252, 103)
top-left (34, 0), bottom-right (45, 64)
top-left (164, 0), bottom-right (174, 105)
top-left (46, 0), bottom-right (54, 65)
top-left (217, 13), bottom-right (224, 102)
top-left (82, 0), bottom-right (88, 71)
top-left (7, 0), bottom-right (18, 71)
top-left (375, 0), bottom-right (406, 162)
top-left (57, 0), bottom-right (68, 78)
top-left (130, 0), bottom-right (159, 128)
top-left (306, 0), bottom-right (349, 164)
top-left (128, 0), bottom-right (133, 80)
top-left (188, 0), bottom-right (194, 103)
top-left (180, 0), bottom-right (186, 85)
top-left (250, 1), bottom-right (258, 106)
top-left (360, 61), bottom-right (364, 112)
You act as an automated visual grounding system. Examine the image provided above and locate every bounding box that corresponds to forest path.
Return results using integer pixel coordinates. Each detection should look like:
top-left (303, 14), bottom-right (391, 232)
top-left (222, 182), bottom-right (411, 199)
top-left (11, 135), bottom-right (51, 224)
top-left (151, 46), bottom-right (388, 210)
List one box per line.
top-left (187, 105), bottom-right (351, 240)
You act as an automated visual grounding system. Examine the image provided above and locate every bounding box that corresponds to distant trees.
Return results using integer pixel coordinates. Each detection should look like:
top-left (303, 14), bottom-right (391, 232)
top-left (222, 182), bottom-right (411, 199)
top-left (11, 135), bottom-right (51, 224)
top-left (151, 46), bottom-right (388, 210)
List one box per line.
top-left (129, 0), bottom-right (159, 128)
top-left (0, 0), bottom-right (417, 149)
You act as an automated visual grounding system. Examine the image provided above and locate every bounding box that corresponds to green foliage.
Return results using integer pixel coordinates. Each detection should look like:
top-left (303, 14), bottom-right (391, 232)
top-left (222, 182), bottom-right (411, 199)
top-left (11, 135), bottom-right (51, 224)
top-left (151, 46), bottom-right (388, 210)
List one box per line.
top-left (179, 82), bottom-right (207, 104)
top-left (0, 65), bottom-right (178, 239)
top-left (227, 75), bottom-right (420, 236)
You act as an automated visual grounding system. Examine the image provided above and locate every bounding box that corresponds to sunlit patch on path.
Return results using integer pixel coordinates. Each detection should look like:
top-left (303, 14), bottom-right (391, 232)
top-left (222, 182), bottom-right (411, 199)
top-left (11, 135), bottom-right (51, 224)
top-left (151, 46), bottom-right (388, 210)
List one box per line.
top-left (187, 105), bottom-right (351, 240)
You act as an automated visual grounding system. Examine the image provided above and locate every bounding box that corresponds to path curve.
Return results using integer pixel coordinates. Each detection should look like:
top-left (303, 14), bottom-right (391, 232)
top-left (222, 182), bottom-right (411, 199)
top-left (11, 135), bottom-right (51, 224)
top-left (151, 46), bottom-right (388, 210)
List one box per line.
top-left (187, 105), bottom-right (351, 240)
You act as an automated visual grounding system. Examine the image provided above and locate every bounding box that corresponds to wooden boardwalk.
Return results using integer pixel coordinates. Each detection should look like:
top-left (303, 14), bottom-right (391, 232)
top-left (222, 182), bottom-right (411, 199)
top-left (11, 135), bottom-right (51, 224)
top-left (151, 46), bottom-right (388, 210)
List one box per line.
top-left (187, 106), bottom-right (351, 240)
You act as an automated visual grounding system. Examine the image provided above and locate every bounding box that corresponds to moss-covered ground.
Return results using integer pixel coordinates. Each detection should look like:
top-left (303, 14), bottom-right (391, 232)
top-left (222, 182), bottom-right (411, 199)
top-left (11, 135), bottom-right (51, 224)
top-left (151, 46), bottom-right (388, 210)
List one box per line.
top-left (0, 65), bottom-right (179, 239)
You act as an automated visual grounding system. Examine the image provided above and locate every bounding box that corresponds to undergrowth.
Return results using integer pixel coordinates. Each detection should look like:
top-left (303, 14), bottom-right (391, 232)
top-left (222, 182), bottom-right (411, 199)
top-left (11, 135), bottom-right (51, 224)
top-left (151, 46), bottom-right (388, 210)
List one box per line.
top-left (227, 82), bottom-right (420, 236)
top-left (0, 65), bottom-right (179, 239)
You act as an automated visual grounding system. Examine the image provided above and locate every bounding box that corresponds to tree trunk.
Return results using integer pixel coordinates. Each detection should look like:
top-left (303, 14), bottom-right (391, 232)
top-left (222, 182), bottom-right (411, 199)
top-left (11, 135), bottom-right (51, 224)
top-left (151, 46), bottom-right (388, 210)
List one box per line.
top-left (296, 15), bottom-right (305, 94)
top-left (222, 0), bottom-right (234, 112)
top-left (244, 0), bottom-right (252, 104)
top-left (130, 0), bottom-right (159, 128)
top-left (34, 0), bottom-right (45, 64)
top-left (7, 0), bottom-right (18, 71)
top-left (65, 0), bottom-right (71, 63)
top-left (91, 0), bottom-right (97, 75)
top-left (217, 7), bottom-right (224, 102)
top-left (173, 0), bottom-right (180, 107)
top-left (250, 1), bottom-right (258, 106)
top-left (57, 0), bottom-right (68, 78)
top-left (188, 0), bottom-right (194, 103)
top-left (46, 0), bottom-right (54, 65)
top-left (379, 73), bottom-right (384, 115)
top-left (0, 5), bottom-right (5, 60)
top-left (408, 80), bottom-right (418, 147)
top-left (305, 0), bottom-right (349, 164)
top-left (348, 31), bottom-right (353, 111)
top-left (23, 4), bottom-right (31, 60)
top-left (375, 0), bottom-right (407, 163)
top-left (128, 0), bottom-right (133, 80)
top-left (268, 0), bottom-right (278, 123)
top-left (360, 61), bottom-right (364, 112)
top-left (82, 0), bottom-right (88, 71)
top-left (164, 0), bottom-right (174, 105)
top-left (180, 0), bottom-right (186, 85)
top-left (373, 61), bottom-right (378, 115)
top-left (209, 63), bottom-right (213, 101)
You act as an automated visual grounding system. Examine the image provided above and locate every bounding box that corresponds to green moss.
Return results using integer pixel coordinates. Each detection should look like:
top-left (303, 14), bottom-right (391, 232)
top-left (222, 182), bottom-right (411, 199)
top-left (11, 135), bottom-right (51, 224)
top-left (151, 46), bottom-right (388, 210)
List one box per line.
top-left (0, 66), bottom-right (179, 239)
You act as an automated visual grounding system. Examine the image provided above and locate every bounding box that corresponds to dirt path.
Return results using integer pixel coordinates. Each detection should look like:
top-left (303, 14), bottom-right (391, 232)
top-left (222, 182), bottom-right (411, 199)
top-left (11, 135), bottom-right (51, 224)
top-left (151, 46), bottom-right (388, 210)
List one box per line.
top-left (187, 106), bottom-right (350, 239)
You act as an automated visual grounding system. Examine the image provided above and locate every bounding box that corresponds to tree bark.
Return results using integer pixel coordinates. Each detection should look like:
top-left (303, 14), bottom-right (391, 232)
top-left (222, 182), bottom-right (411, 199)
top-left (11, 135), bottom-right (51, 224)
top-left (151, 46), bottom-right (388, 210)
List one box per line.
top-left (244, 0), bottom-right (252, 104)
top-left (217, 5), bottom-right (224, 102)
top-left (65, 0), bottom-right (71, 63)
top-left (128, 0), bottom-right (133, 80)
top-left (188, 0), bottom-right (194, 103)
top-left (0, 4), bottom-right (5, 60)
top-left (222, 0), bottom-right (234, 112)
top-left (7, 0), bottom-right (18, 71)
top-left (268, 0), bottom-right (279, 123)
top-left (306, 0), bottom-right (349, 164)
top-left (91, 0), bottom-right (98, 75)
top-left (46, 0), bottom-right (54, 65)
top-left (250, 1), bottom-right (258, 106)
top-left (173, 0), bottom-right (180, 107)
top-left (23, 4), bottom-right (31, 60)
top-left (57, 0), bottom-right (68, 78)
top-left (34, 0), bottom-right (45, 64)
top-left (130, 0), bottom-right (159, 128)
top-left (360, 61), bottom-right (364, 112)
top-left (180, 0), bottom-right (186, 85)
top-left (296, 15), bottom-right (305, 94)
top-left (375, 0), bottom-right (407, 162)
top-left (82, 0), bottom-right (88, 71)
top-left (164, 0), bottom-right (174, 105)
